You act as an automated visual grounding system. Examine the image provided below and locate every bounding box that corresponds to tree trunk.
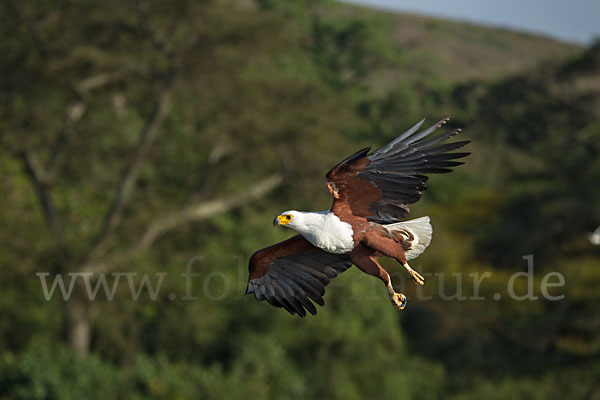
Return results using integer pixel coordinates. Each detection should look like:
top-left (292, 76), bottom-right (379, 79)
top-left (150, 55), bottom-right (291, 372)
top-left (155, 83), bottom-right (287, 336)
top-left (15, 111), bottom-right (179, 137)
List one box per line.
top-left (66, 299), bottom-right (90, 355)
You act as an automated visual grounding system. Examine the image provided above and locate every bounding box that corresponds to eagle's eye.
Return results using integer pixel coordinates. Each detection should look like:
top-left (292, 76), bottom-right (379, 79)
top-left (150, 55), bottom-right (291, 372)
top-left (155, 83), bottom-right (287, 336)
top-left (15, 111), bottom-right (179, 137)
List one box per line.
top-left (285, 215), bottom-right (291, 220)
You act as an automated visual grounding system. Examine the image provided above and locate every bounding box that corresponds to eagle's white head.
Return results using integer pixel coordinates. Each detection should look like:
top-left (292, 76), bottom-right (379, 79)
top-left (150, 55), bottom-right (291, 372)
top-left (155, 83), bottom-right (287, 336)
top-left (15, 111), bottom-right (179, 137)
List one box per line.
top-left (273, 210), bottom-right (330, 233)
top-left (272, 209), bottom-right (355, 254)
top-left (273, 210), bottom-right (304, 228)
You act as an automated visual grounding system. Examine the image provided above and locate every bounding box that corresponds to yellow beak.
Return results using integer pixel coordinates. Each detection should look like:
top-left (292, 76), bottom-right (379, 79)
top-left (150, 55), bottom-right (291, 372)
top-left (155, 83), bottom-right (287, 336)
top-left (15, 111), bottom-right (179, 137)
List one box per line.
top-left (275, 215), bottom-right (290, 226)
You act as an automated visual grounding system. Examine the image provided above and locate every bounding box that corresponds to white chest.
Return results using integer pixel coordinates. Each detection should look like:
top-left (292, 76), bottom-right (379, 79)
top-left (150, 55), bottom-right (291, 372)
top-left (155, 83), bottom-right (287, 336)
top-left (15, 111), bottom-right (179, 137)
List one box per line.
top-left (294, 212), bottom-right (355, 254)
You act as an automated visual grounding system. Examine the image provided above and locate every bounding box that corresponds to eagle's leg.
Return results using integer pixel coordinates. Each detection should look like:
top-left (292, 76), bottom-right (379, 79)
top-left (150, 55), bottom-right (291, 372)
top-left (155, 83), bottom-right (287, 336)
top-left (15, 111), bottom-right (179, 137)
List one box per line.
top-left (363, 227), bottom-right (425, 286)
top-left (402, 262), bottom-right (424, 286)
top-left (349, 245), bottom-right (407, 310)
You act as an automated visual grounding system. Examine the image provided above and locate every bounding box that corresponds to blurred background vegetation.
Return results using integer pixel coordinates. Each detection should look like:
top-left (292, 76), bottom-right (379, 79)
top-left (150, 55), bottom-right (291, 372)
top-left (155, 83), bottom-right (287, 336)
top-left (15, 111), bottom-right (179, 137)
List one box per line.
top-left (1, 0), bottom-right (599, 398)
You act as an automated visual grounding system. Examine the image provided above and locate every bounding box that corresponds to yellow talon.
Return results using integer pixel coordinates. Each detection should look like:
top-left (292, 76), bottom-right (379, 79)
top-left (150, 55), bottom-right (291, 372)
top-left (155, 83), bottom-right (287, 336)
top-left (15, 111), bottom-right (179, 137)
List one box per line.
top-left (390, 292), bottom-right (407, 310)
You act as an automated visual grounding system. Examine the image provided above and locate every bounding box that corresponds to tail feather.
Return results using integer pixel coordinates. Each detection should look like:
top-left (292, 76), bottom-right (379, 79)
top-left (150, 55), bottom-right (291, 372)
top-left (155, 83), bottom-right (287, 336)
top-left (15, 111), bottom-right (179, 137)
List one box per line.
top-left (383, 216), bottom-right (432, 260)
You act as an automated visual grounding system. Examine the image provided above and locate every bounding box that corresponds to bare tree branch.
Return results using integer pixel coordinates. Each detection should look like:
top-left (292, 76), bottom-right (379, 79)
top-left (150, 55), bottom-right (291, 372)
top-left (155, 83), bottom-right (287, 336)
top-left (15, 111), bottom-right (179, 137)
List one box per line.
top-left (136, 173), bottom-right (283, 252)
top-left (19, 150), bottom-right (59, 230)
top-left (81, 174), bottom-right (283, 274)
top-left (89, 0), bottom-right (182, 259)
top-left (77, 73), bottom-right (121, 93)
top-left (90, 69), bottom-right (177, 256)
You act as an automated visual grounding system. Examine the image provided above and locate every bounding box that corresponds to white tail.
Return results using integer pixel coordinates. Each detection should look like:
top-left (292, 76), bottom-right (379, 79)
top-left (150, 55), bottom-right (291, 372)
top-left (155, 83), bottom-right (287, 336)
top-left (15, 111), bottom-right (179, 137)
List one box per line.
top-left (383, 216), bottom-right (433, 260)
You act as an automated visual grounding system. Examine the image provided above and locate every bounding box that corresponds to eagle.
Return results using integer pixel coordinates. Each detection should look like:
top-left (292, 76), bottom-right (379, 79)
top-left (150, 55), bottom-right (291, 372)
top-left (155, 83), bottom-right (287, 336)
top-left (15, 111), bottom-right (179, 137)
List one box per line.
top-left (246, 117), bottom-right (469, 316)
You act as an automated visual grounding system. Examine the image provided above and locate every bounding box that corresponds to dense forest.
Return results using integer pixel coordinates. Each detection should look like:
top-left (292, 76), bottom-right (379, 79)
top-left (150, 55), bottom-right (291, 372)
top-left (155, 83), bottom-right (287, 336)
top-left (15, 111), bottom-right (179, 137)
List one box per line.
top-left (1, 0), bottom-right (599, 398)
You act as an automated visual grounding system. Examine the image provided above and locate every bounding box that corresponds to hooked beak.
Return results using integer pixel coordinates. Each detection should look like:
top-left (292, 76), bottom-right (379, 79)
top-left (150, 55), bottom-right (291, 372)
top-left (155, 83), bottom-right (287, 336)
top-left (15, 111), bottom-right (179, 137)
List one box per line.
top-left (273, 215), bottom-right (291, 226)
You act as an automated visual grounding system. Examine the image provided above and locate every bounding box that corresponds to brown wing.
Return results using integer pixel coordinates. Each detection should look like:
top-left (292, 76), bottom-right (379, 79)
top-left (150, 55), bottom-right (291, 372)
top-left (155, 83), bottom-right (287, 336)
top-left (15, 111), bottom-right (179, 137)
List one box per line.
top-left (327, 117), bottom-right (469, 224)
top-left (247, 235), bottom-right (352, 317)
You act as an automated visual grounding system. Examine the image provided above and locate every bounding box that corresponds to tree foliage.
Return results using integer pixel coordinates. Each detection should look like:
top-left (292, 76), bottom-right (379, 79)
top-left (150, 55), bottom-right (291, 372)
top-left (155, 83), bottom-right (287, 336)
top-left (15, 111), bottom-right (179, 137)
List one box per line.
top-left (1, 0), bottom-right (599, 398)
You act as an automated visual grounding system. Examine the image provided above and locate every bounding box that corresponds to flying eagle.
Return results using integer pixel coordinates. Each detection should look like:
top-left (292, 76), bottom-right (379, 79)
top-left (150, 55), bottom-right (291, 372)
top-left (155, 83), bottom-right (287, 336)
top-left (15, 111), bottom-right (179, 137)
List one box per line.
top-left (246, 117), bottom-right (469, 316)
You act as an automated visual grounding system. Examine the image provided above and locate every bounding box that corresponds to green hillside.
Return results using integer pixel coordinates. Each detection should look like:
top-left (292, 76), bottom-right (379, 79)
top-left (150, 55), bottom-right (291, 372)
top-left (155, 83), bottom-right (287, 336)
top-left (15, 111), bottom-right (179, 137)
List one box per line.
top-left (0, 0), bottom-right (598, 399)
top-left (342, 3), bottom-right (581, 82)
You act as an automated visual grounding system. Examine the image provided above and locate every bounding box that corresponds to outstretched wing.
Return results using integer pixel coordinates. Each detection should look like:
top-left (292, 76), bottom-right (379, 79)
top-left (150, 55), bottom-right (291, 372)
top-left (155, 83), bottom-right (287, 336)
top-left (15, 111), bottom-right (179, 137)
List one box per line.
top-left (247, 235), bottom-right (352, 317)
top-left (326, 117), bottom-right (469, 224)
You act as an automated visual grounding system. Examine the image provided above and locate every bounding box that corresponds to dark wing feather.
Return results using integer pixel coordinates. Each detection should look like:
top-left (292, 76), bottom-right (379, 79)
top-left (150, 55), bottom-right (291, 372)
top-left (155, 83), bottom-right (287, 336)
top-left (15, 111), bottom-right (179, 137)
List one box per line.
top-left (247, 235), bottom-right (352, 317)
top-left (327, 117), bottom-right (469, 224)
